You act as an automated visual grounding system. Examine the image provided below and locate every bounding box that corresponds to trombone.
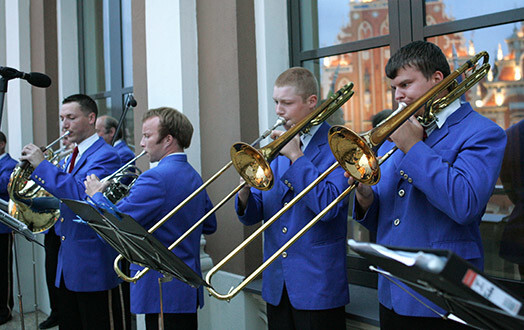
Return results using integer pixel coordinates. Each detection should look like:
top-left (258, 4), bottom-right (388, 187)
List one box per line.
top-left (113, 82), bottom-right (355, 283)
top-left (205, 51), bottom-right (491, 301)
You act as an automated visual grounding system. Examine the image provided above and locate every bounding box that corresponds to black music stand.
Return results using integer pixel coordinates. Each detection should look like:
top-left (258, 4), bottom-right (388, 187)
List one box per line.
top-left (61, 199), bottom-right (209, 289)
top-left (348, 239), bottom-right (524, 330)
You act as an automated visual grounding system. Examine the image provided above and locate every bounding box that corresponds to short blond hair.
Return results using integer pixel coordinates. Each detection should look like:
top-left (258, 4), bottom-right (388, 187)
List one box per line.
top-left (274, 67), bottom-right (319, 101)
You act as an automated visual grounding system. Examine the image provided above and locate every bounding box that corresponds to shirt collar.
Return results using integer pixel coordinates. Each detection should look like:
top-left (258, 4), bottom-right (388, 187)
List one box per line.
top-left (0, 153), bottom-right (6, 161)
top-left (426, 98), bottom-right (461, 136)
top-left (76, 133), bottom-right (100, 158)
top-left (114, 139), bottom-right (123, 147)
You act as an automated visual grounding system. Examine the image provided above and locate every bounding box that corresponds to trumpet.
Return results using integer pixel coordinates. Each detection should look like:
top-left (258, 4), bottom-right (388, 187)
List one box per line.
top-left (113, 83), bottom-right (355, 283)
top-left (205, 51), bottom-right (490, 301)
top-left (8, 131), bottom-right (71, 233)
top-left (101, 150), bottom-right (147, 204)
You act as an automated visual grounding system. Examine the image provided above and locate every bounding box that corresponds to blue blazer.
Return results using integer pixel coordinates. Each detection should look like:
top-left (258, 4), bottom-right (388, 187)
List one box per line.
top-left (356, 102), bottom-right (507, 317)
top-left (32, 137), bottom-right (122, 292)
top-left (92, 153), bottom-right (217, 314)
top-left (0, 154), bottom-right (18, 234)
top-left (235, 123), bottom-right (350, 310)
top-left (114, 140), bottom-right (135, 165)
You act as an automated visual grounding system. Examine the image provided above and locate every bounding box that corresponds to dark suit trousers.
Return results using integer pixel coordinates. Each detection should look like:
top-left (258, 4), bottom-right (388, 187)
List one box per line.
top-left (0, 233), bottom-right (13, 319)
top-left (57, 276), bottom-right (127, 330)
top-left (379, 304), bottom-right (472, 330)
top-left (145, 312), bottom-right (197, 330)
top-left (44, 226), bottom-right (60, 317)
top-left (267, 285), bottom-right (346, 330)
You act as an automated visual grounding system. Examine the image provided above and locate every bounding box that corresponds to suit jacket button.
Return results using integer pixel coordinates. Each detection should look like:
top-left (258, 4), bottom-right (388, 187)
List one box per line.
top-left (398, 189), bottom-right (405, 197)
top-left (60, 217), bottom-right (64, 222)
top-left (282, 252), bottom-right (287, 258)
top-left (399, 170), bottom-right (404, 176)
top-left (403, 174), bottom-right (408, 180)
top-left (61, 236), bottom-right (65, 241)
top-left (394, 218), bottom-right (400, 226)
top-left (284, 179), bottom-right (289, 184)
top-left (408, 178), bottom-right (413, 183)
top-left (282, 227), bottom-right (287, 234)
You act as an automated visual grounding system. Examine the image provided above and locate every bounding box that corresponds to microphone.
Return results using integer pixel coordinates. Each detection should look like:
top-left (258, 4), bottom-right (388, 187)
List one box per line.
top-left (0, 66), bottom-right (52, 88)
top-left (127, 94), bottom-right (137, 107)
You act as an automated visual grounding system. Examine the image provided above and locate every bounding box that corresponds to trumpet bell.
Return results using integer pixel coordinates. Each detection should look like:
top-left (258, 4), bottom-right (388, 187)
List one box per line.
top-left (230, 142), bottom-right (273, 190)
top-left (329, 125), bottom-right (380, 185)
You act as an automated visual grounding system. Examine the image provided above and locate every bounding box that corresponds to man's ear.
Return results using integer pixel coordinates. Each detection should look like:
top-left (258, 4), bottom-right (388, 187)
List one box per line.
top-left (432, 70), bottom-right (444, 84)
top-left (307, 94), bottom-right (318, 109)
top-left (88, 112), bottom-right (97, 125)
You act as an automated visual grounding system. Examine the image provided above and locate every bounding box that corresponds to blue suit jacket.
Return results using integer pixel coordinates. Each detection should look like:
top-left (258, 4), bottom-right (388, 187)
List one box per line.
top-left (32, 137), bottom-right (122, 292)
top-left (235, 123), bottom-right (350, 310)
top-left (356, 102), bottom-right (507, 317)
top-left (92, 153), bottom-right (217, 314)
top-left (114, 140), bottom-right (135, 165)
top-left (0, 154), bottom-right (18, 233)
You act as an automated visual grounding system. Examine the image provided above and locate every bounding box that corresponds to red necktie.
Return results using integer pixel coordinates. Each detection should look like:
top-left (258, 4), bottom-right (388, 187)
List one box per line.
top-left (68, 146), bottom-right (79, 173)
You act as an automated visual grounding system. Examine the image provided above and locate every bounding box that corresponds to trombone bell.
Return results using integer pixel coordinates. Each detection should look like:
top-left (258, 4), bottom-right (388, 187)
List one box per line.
top-left (329, 126), bottom-right (380, 185)
top-left (230, 142), bottom-right (274, 191)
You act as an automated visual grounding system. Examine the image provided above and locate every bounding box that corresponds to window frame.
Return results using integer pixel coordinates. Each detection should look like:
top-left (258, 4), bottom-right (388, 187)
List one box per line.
top-left (288, 0), bottom-right (524, 293)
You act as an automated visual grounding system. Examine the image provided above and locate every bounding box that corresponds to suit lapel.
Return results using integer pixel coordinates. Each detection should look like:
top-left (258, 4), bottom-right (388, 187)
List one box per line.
top-left (425, 103), bottom-right (471, 147)
top-left (278, 123), bottom-right (330, 202)
top-left (303, 123), bottom-right (329, 163)
top-left (71, 138), bottom-right (104, 175)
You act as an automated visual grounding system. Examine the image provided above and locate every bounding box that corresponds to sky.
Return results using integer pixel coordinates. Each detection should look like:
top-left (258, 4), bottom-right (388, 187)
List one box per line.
top-left (317, 0), bottom-right (522, 62)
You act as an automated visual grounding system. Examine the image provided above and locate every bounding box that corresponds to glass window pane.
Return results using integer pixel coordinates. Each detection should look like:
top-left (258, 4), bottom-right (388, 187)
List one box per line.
top-left (94, 97), bottom-right (112, 118)
top-left (300, 0), bottom-right (389, 51)
top-left (305, 46), bottom-right (392, 133)
top-left (425, 0), bottom-right (524, 26)
top-left (121, 0), bottom-right (133, 88)
top-left (82, 0), bottom-right (111, 94)
top-left (431, 22), bottom-right (524, 281)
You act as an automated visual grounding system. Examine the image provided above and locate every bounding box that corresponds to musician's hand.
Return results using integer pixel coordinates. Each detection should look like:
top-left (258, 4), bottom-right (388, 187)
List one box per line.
top-left (344, 172), bottom-right (374, 214)
top-left (237, 177), bottom-right (251, 215)
top-left (388, 116), bottom-right (424, 153)
top-left (270, 129), bottom-right (303, 163)
top-left (20, 143), bottom-right (45, 168)
top-left (84, 174), bottom-right (109, 197)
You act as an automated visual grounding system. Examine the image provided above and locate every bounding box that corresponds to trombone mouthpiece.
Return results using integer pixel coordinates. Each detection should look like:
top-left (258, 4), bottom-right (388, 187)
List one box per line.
top-left (275, 117), bottom-right (286, 128)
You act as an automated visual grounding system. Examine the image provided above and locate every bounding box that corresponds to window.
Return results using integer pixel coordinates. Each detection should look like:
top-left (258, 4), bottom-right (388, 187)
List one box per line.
top-left (290, 0), bottom-right (524, 289)
top-left (79, 0), bottom-right (136, 149)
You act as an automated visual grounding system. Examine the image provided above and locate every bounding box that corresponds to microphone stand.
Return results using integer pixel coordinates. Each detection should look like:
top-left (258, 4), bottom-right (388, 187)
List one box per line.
top-left (13, 235), bottom-right (25, 330)
top-left (111, 94), bottom-right (137, 146)
top-left (0, 77), bottom-right (9, 128)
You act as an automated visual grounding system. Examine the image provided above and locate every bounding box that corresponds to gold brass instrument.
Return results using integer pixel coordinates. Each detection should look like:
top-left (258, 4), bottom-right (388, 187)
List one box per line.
top-left (230, 82), bottom-right (355, 191)
top-left (49, 146), bottom-right (74, 166)
top-left (113, 117), bottom-right (286, 282)
top-left (113, 83), bottom-right (355, 283)
top-left (101, 150), bottom-right (147, 204)
top-left (205, 51), bottom-right (490, 301)
top-left (8, 132), bottom-right (71, 233)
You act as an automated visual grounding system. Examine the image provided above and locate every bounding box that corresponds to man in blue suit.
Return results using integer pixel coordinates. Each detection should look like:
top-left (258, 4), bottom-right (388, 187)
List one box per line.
top-left (236, 67), bottom-right (350, 329)
top-left (85, 107), bottom-right (217, 330)
top-left (350, 41), bottom-right (507, 328)
top-left (96, 115), bottom-right (135, 164)
top-left (0, 131), bottom-right (18, 325)
top-left (21, 94), bottom-right (124, 329)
